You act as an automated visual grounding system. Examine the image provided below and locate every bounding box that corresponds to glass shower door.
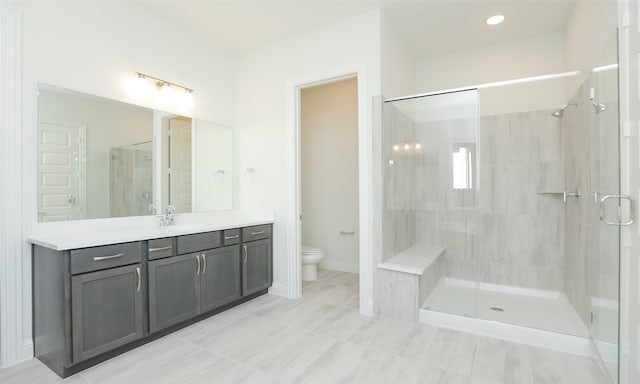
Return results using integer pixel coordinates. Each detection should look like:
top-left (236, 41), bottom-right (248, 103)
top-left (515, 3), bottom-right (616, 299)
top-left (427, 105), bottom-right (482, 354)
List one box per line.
top-left (589, 33), bottom-right (622, 383)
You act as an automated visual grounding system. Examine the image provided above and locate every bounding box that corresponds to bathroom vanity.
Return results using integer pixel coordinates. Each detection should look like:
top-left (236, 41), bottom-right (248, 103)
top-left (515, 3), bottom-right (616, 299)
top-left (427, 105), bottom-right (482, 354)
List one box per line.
top-left (29, 220), bottom-right (272, 378)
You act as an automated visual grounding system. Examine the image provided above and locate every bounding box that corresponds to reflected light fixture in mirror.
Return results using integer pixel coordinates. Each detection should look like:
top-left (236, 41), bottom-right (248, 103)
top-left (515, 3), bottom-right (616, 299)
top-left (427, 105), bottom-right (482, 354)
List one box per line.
top-left (127, 72), bottom-right (194, 111)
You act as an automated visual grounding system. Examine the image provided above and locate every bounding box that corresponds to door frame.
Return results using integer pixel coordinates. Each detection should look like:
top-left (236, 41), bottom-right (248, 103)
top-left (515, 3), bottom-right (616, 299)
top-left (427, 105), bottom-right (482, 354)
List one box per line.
top-left (285, 67), bottom-right (374, 315)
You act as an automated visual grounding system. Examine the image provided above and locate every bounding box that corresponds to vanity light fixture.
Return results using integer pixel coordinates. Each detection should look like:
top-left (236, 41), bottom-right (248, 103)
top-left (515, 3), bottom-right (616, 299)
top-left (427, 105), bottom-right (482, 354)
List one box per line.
top-left (132, 72), bottom-right (195, 110)
top-left (486, 14), bottom-right (505, 25)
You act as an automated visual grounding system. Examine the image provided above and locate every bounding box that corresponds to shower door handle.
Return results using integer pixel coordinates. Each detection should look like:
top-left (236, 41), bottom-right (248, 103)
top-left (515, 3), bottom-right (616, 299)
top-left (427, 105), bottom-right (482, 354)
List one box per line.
top-left (599, 194), bottom-right (634, 226)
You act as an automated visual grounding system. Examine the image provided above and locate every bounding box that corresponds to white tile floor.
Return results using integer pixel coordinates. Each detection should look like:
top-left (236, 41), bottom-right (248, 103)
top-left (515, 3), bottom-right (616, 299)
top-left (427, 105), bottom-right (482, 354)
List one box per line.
top-left (1, 269), bottom-right (610, 384)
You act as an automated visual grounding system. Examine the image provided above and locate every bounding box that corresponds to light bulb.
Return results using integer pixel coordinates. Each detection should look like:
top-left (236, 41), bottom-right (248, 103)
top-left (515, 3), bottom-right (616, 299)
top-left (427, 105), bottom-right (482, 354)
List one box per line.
top-left (486, 15), bottom-right (505, 25)
top-left (176, 90), bottom-right (194, 111)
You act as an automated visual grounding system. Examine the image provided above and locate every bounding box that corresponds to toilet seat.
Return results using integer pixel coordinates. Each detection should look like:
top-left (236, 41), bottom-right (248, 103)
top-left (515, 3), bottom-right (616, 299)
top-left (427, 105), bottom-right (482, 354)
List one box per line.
top-left (302, 245), bottom-right (323, 254)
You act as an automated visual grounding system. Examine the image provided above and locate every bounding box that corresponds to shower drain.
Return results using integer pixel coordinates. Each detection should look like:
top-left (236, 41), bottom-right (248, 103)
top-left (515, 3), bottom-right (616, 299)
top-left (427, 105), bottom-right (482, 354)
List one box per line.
top-left (490, 306), bottom-right (505, 312)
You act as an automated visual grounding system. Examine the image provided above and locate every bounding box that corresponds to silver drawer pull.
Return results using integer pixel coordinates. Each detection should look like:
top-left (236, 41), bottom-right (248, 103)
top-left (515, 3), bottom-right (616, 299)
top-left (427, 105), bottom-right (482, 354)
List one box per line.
top-left (224, 235), bottom-right (239, 240)
top-left (250, 231), bottom-right (264, 236)
top-left (149, 245), bottom-right (172, 252)
top-left (93, 253), bottom-right (124, 261)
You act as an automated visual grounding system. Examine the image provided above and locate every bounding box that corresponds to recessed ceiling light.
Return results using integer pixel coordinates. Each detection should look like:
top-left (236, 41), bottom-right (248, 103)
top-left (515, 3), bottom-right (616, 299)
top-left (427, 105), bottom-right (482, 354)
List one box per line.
top-left (486, 15), bottom-right (505, 25)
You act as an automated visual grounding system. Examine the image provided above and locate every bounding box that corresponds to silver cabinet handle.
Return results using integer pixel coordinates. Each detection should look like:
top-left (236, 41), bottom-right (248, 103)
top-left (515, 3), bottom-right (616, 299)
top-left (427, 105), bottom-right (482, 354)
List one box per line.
top-left (224, 234), bottom-right (239, 240)
top-left (340, 230), bottom-right (356, 235)
top-left (202, 254), bottom-right (207, 274)
top-left (243, 245), bottom-right (248, 263)
top-left (600, 194), bottom-right (634, 226)
top-left (93, 253), bottom-right (124, 261)
top-left (250, 231), bottom-right (264, 236)
top-left (149, 245), bottom-right (173, 253)
top-left (196, 254), bottom-right (201, 275)
top-left (135, 267), bottom-right (141, 292)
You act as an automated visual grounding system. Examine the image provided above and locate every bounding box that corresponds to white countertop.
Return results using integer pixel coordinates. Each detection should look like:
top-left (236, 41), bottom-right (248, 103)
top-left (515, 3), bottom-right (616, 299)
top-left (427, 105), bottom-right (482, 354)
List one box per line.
top-left (27, 211), bottom-right (274, 251)
top-left (377, 243), bottom-right (445, 275)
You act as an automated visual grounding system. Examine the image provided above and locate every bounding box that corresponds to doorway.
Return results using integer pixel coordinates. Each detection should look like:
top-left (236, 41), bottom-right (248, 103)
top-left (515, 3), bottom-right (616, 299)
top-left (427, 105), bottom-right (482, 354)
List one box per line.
top-left (299, 77), bottom-right (360, 300)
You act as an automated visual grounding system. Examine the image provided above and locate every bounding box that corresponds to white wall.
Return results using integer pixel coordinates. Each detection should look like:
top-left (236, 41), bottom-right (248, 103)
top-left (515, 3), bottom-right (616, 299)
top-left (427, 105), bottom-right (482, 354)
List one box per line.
top-left (234, 9), bottom-right (381, 305)
top-left (193, 120), bottom-right (233, 212)
top-left (2, 0), bottom-right (238, 366)
top-left (301, 78), bottom-right (359, 273)
top-left (415, 32), bottom-right (569, 115)
top-left (381, 15), bottom-right (415, 99)
top-left (564, 0), bottom-right (619, 97)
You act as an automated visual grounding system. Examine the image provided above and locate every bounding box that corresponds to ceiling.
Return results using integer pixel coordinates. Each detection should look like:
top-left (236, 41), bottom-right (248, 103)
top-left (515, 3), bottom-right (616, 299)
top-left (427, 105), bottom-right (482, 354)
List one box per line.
top-left (139, 0), bottom-right (577, 59)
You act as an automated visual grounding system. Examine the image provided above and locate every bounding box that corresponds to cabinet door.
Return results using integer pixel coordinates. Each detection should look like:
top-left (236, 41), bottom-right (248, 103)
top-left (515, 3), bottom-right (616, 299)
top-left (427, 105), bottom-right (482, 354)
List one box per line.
top-left (242, 238), bottom-right (272, 296)
top-left (71, 263), bottom-right (143, 363)
top-left (200, 245), bottom-right (241, 312)
top-left (148, 253), bottom-right (201, 333)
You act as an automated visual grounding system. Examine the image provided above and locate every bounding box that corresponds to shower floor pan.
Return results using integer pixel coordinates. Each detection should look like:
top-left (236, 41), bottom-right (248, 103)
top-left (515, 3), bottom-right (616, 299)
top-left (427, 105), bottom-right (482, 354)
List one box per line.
top-left (420, 278), bottom-right (595, 357)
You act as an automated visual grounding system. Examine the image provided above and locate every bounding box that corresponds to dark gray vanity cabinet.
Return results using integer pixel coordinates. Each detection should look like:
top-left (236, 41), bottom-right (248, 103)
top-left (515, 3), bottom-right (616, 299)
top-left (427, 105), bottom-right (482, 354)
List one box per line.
top-left (241, 225), bottom-right (273, 296)
top-left (69, 243), bottom-right (145, 363)
top-left (32, 223), bottom-right (272, 378)
top-left (71, 263), bottom-right (144, 363)
top-left (148, 253), bottom-right (201, 333)
top-left (148, 231), bottom-right (242, 333)
top-left (33, 242), bottom-right (145, 376)
top-left (201, 245), bottom-right (242, 312)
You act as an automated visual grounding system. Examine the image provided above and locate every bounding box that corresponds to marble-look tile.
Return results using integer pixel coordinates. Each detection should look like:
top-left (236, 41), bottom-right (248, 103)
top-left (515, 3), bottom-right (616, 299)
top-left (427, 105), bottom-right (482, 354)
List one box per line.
top-left (292, 341), bottom-right (367, 383)
top-left (302, 282), bottom-right (359, 307)
top-left (324, 271), bottom-right (359, 288)
top-left (176, 313), bottom-right (271, 353)
top-left (346, 316), bottom-right (417, 355)
top-left (374, 268), bottom-right (418, 322)
top-left (473, 337), bottom-right (533, 384)
top-left (274, 299), bottom-right (337, 331)
top-left (527, 346), bottom-right (609, 384)
top-left (173, 354), bottom-right (282, 384)
top-left (232, 294), bottom-right (299, 321)
top-left (82, 335), bottom-right (214, 384)
top-left (0, 358), bottom-right (91, 384)
top-left (421, 328), bottom-right (480, 376)
top-left (311, 305), bottom-right (377, 341)
top-left (395, 322), bottom-right (439, 359)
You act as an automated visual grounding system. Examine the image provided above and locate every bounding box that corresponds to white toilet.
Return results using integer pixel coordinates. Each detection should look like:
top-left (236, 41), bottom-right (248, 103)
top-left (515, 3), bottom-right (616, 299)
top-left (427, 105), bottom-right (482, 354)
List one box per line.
top-left (301, 245), bottom-right (325, 281)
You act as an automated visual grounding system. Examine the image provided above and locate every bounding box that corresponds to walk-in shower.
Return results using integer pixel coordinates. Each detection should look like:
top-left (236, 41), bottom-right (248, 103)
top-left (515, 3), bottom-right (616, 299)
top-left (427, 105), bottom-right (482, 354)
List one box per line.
top-left (380, 34), bottom-right (621, 384)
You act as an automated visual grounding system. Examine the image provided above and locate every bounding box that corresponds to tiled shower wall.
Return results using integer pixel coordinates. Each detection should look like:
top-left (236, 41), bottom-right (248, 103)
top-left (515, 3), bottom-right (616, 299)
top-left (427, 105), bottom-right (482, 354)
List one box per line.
top-left (563, 80), bottom-right (620, 326)
top-left (382, 103), bottom-right (416, 262)
top-left (475, 110), bottom-right (565, 290)
top-left (383, 104), bottom-right (566, 292)
top-left (110, 147), bottom-right (153, 217)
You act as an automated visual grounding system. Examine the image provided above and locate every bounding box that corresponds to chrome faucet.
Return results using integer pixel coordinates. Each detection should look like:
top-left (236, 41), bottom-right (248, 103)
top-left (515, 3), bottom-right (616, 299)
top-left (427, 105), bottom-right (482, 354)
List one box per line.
top-left (159, 205), bottom-right (176, 226)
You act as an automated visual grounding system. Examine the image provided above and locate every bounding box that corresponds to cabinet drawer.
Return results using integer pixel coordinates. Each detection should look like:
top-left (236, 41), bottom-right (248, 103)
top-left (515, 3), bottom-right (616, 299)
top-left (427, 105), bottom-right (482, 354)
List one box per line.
top-left (242, 225), bottom-right (271, 242)
top-left (222, 229), bottom-right (240, 246)
top-left (177, 231), bottom-right (221, 254)
top-left (148, 238), bottom-right (175, 260)
top-left (70, 242), bottom-right (142, 275)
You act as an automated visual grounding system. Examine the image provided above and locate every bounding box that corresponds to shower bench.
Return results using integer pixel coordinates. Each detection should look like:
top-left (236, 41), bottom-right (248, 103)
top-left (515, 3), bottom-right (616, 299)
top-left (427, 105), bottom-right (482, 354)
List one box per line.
top-left (375, 243), bottom-right (445, 322)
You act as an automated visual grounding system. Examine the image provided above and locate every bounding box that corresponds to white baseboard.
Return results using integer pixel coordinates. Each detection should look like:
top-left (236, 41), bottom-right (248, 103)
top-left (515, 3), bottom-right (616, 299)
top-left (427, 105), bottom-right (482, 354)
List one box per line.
top-left (268, 282), bottom-right (289, 297)
top-left (22, 339), bottom-right (33, 361)
top-left (319, 260), bottom-right (359, 274)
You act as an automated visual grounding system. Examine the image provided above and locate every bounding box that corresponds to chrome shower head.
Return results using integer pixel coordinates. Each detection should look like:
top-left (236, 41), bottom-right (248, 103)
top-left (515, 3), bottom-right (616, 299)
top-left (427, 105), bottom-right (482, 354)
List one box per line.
top-left (550, 102), bottom-right (578, 118)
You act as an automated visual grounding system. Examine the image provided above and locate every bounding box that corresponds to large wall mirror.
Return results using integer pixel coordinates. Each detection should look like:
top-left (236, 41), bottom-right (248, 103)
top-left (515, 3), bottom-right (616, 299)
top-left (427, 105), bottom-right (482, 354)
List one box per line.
top-left (37, 83), bottom-right (232, 222)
